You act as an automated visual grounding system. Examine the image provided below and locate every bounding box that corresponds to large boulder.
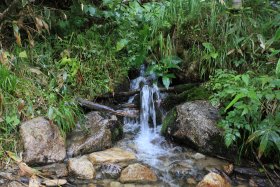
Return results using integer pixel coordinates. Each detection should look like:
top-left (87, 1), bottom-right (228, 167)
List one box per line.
top-left (19, 117), bottom-right (66, 165)
top-left (119, 163), bottom-right (157, 183)
top-left (67, 112), bottom-right (121, 157)
top-left (162, 100), bottom-right (225, 155)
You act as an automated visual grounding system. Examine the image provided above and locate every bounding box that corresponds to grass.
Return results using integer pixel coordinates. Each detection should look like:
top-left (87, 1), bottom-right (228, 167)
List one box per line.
top-left (0, 0), bottom-right (279, 164)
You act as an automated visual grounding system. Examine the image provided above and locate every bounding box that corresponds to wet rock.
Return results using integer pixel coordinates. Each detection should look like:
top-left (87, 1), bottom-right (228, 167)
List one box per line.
top-left (100, 163), bottom-right (122, 179)
top-left (19, 117), bottom-right (66, 165)
top-left (35, 163), bottom-right (68, 177)
top-left (7, 181), bottom-right (26, 187)
top-left (119, 163), bottom-right (157, 183)
top-left (197, 172), bottom-right (231, 187)
top-left (187, 177), bottom-right (197, 185)
top-left (162, 101), bottom-right (226, 155)
top-left (67, 112), bottom-right (118, 157)
top-left (0, 172), bottom-right (14, 180)
top-left (169, 160), bottom-right (197, 179)
top-left (191, 153), bottom-right (206, 160)
top-left (68, 156), bottom-right (96, 179)
top-left (42, 179), bottom-right (67, 186)
top-left (89, 148), bottom-right (136, 166)
top-left (29, 175), bottom-right (40, 187)
top-left (110, 181), bottom-right (122, 187)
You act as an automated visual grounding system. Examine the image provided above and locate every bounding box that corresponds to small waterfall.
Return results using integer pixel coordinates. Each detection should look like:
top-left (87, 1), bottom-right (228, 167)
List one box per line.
top-left (121, 65), bottom-right (181, 186)
top-left (123, 65), bottom-right (169, 166)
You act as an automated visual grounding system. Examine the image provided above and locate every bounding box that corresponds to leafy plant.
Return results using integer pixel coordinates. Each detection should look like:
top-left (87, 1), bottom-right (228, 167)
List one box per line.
top-left (210, 70), bottom-right (280, 161)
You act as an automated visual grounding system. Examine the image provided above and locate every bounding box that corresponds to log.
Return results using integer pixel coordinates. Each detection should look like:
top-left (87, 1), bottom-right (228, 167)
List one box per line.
top-left (96, 83), bottom-right (201, 99)
top-left (76, 98), bottom-right (139, 118)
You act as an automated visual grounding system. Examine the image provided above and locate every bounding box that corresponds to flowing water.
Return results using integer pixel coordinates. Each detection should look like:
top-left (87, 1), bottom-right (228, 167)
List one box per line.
top-left (113, 66), bottom-right (229, 186)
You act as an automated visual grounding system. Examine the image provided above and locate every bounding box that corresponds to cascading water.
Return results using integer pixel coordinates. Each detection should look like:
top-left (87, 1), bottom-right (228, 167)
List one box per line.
top-left (115, 65), bottom-right (229, 187)
top-left (121, 65), bottom-right (181, 186)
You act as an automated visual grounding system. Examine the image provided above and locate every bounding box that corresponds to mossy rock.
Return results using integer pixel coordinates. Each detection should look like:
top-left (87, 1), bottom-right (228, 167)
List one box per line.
top-left (111, 124), bottom-right (123, 143)
top-left (161, 107), bottom-right (177, 135)
top-left (162, 84), bottom-right (211, 111)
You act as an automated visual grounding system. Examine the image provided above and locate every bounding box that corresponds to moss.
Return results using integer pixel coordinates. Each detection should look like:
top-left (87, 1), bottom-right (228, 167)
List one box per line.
top-left (163, 84), bottom-right (211, 110)
top-left (161, 107), bottom-right (177, 135)
top-left (111, 125), bottom-right (123, 143)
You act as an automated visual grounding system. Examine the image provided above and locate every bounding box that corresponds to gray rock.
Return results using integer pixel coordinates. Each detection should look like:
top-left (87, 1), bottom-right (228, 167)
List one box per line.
top-left (68, 156), bottom-right (96, 179)
top-left (67, 112), bottom-right (117, 157)
top-left (162, 100), bottom-right (225, 155)
top-left (20, 117), bottom-right (66, 165)
top-left (100, 163), bottom-right (121, 179)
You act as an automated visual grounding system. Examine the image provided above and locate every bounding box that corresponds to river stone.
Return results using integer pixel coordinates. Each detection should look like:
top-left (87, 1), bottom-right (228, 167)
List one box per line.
top-left (162, 100), bottom-right (225, 155)
top-left (68, 156), bottom-right (96, 179)
top-left (19, 117), bottom-right (66, 165)
top-left (119, 163), bottom-right (157, 183)
top-left (89, 148), bottom-right (136, 166)
top-left (197, 172), bottom-right (231, 187)
top-left (67, 112), bottom-right (116, 157)
top-left (191, 153), bottom-right (206, 160)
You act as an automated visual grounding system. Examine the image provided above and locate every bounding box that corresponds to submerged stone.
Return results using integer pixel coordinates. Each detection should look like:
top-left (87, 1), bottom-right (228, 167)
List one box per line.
top-left (119, 163), bottom-right (157, 183)
top-left (19, 117), bottom-right (66, 165)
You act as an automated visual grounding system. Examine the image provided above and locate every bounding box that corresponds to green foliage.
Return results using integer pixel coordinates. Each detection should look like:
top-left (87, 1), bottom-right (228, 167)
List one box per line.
top-left (0, 65), bottom-right (18, 94)
top-left (210, 70), bottom-right (280, 160)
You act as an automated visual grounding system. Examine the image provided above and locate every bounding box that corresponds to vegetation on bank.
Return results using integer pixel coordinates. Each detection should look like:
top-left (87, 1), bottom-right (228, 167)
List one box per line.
top-left (0, 0), bottom-right (279, 166)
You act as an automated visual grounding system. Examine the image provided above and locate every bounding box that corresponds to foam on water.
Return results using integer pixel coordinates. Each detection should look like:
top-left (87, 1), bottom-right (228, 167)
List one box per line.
top-left (122, 65), bottom-right (180, 186)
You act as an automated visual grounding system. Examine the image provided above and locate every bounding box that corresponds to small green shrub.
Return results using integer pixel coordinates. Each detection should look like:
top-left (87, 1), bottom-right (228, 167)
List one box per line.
top-left (210, 70), bottom-right (280, 161)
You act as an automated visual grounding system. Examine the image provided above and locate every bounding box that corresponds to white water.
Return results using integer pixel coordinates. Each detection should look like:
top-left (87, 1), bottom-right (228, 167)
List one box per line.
top-left (122, 65), bottom-right (181, 186)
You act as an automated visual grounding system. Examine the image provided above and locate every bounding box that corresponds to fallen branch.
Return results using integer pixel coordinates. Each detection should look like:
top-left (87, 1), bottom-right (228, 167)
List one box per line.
top-left (96, 83), bottom-right (200, 99)
top-left (76, 98), bottom-right (138, 118)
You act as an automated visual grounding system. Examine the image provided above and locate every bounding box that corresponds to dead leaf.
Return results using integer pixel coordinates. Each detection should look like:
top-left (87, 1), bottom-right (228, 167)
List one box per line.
top-left (26, 30), bottom-right (35, 47)
top-left (6, 151), bottom-right (42, 177)
top-left (13, 22), bottom-right (22, 47)
top-left (223, 164), bottom-right (233, 175)
top-left (35, 17), bottom-right (44, 33)
top-left (18, 99), bottom-right (25, 113)
top-left (226, 49), bottom-right (235, 56)
top-left (42, 20), bottom-right (49, 34)
top-left (29, 68), bottom-right (43, 75)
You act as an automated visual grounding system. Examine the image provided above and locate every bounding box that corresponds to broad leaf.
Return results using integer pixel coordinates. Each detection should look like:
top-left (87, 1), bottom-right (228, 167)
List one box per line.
top-left (116, 39), bottom-right (128, 51)
top-left (162, 76), bottom-right (170, 89)
top-left (19, 51), bottom-right (28, 58)
top-left (258, 132), bottom-right (269, 158)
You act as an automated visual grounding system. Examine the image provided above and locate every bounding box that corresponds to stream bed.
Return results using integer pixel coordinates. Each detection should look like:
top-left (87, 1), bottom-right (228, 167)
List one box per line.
top-left (80, 66), bottom-right (243, 187)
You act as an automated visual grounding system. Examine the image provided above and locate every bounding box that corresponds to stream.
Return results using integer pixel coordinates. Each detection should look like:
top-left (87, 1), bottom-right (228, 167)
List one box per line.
top-left (92, 66), bottom-right (231, 187)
